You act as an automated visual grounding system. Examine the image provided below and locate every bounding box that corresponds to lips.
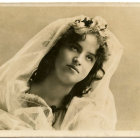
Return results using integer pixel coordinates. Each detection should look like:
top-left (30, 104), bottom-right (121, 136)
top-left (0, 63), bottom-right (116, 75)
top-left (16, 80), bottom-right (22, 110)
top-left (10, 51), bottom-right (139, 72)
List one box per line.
top-left (66, 64), bottom-right (79, 73)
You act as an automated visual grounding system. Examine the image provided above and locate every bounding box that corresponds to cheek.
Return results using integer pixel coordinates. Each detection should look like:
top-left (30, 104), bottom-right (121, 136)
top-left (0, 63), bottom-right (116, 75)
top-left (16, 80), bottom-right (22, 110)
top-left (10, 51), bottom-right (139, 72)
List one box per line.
top-left (57, 49), bottom-right (71, 64)
top-left (81, 61), bottom-right (95, 78)
top-left (55, 48), bottom-right (73, 70)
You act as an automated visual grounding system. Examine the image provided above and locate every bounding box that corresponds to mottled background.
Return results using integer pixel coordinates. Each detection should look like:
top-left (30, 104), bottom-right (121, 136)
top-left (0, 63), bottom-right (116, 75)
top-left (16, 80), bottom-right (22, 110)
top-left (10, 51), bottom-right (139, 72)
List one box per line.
top-left (0, 3), bottom-right (140, 130)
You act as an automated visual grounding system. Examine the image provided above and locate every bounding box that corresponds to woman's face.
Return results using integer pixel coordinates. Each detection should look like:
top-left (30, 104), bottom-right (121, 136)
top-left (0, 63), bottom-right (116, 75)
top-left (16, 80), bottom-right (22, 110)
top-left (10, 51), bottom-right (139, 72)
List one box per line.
top-left (54, 34), bottom-right (99, 85)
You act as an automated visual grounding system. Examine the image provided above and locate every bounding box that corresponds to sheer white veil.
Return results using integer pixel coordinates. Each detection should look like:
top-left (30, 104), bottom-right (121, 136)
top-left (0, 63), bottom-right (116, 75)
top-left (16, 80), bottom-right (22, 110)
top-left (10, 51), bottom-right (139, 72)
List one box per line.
top-left (0, 15), bottom-right (123, 130)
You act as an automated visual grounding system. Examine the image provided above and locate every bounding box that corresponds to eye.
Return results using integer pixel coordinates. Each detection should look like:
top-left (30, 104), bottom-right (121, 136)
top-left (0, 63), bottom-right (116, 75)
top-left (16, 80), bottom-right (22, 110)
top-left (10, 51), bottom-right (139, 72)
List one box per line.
top-left (86, 55), bottom-right (94, 62)
top-left (70, 45), bottom-right (79, 52)
top-left (69, 44), bottom-right (79, 52)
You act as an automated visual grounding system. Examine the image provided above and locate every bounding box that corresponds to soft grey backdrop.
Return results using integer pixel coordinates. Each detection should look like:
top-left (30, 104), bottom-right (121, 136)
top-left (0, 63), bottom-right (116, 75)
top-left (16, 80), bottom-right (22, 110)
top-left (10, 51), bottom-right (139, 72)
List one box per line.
top-left (0, 3), bottom-right (140, 130)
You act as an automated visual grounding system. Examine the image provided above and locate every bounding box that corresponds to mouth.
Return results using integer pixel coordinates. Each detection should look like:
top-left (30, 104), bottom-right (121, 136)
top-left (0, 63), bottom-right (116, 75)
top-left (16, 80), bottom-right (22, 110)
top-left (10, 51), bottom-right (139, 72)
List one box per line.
top-left (66, 65), bottom-right (79, 73)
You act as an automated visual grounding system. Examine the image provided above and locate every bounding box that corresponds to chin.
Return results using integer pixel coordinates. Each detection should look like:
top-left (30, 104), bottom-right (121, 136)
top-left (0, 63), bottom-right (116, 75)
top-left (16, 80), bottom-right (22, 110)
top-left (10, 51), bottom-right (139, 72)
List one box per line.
top-left (59, 75), bottom-right (79, 85)
top-left (63, 79), bottom-right (77, 85)
top-left (56, 70), bottom-right (82, 85)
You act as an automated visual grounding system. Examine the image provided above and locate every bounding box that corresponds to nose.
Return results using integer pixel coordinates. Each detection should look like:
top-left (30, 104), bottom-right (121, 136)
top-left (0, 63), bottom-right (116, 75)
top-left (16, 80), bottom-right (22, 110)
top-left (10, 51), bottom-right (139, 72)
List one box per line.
top-left (72, 57), bottom-right (81, 66)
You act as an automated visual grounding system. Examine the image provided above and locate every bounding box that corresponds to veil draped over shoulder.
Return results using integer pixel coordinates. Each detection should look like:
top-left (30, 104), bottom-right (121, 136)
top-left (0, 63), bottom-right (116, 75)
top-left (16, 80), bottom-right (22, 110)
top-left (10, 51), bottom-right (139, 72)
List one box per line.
top-left (0, 15), bottom-right (123, 130)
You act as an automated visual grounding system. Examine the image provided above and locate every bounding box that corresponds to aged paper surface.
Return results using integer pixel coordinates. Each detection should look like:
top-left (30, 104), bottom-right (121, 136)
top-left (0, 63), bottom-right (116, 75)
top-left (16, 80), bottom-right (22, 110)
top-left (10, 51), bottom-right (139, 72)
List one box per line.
top-left (0, 2), bottom-right (140, 137)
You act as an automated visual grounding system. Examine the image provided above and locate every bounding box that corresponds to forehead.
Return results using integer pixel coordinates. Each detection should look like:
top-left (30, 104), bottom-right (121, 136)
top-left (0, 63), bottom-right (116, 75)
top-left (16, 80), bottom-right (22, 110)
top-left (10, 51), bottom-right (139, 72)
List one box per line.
top-left (78, 34), bottom-right (99, 54)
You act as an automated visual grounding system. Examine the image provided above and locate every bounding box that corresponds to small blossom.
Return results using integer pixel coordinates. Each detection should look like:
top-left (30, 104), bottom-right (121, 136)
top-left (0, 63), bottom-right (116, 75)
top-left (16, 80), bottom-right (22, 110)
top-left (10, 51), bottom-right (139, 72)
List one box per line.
top-left (94, 16), bottom-right (108, 30)
top-left (74, 27), bottom-right (89, 35)
top-left (72, 16), bottom-right (109, 47)
top-left (81, 17), bottom-right (93, 27)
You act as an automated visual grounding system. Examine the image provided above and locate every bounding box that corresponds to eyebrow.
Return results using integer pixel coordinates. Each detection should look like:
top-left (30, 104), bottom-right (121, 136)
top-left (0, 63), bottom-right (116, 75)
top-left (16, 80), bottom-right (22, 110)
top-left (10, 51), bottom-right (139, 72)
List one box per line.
top-left (88, 52), bottom-right (96, 57)
top-left (74, 42), bottom-right (96, 57)
top-left (74, 42), bottom-right (82, 52)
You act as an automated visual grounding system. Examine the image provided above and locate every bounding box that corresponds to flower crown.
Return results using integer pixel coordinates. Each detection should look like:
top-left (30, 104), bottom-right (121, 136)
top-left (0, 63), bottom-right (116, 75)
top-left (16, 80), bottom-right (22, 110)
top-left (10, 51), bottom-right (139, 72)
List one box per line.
top-left (71, 16), bottom-right (110, 94)
top-left (72, 16), bottom-right (109, 47)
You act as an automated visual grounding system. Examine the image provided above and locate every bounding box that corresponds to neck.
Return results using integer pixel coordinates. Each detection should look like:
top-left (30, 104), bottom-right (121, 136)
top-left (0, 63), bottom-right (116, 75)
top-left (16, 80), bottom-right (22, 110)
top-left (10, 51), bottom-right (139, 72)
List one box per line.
top-left (31, 71), bottom-right (74, 108)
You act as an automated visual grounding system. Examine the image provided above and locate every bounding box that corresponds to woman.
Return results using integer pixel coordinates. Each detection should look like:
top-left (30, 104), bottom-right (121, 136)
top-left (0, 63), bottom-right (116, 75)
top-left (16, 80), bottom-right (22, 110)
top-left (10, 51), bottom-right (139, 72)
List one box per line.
top-left (0, 15), bottom-right (123, 130)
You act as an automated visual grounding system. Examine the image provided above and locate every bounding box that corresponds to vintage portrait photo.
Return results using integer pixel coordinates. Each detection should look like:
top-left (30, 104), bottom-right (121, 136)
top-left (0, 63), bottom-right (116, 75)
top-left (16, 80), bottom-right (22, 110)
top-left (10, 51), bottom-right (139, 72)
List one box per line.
top-left (0, 2), bottom-right (140, 137)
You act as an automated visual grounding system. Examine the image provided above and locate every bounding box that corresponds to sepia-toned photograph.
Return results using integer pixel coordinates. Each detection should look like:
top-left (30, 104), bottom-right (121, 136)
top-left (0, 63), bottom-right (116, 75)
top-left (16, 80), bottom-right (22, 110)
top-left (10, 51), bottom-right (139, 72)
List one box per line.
top-left (0, 2), bottom-right (140, 137)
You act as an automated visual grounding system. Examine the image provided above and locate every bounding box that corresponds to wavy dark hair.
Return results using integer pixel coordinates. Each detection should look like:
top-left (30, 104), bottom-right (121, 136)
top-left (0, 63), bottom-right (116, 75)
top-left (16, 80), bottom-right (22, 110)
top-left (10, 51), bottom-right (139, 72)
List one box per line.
top-left (28, 26), bottom-right (109, 110)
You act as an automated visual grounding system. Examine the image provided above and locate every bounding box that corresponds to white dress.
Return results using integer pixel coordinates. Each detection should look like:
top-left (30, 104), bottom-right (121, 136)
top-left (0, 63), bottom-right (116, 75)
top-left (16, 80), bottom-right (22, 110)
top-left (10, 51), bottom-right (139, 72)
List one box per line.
top-left (0, 15), bottom-right (123, 130)
top-left (0, 91), bottom-right (116, 130)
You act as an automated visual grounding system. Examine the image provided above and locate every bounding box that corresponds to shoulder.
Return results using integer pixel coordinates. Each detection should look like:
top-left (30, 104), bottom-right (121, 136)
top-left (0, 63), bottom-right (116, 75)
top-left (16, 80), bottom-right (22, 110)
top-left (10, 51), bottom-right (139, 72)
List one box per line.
top-left (61, 90), bottom-right (117, 130)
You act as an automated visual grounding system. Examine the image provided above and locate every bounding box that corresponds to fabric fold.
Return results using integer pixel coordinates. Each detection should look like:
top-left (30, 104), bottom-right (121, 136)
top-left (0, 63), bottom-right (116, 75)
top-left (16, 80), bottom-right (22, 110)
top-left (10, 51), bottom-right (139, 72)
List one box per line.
top-left (0, 15), bottom-right (123, 130)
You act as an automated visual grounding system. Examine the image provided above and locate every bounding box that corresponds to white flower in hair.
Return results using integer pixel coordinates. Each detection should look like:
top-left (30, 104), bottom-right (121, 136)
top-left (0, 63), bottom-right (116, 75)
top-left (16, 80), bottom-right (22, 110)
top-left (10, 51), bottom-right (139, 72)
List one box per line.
top-left (71, 16), bottom-right (109, 47)
top-left (73, 17), bottom-right (94, 34)
top-left (93, 16), bottom-right (108, 31)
